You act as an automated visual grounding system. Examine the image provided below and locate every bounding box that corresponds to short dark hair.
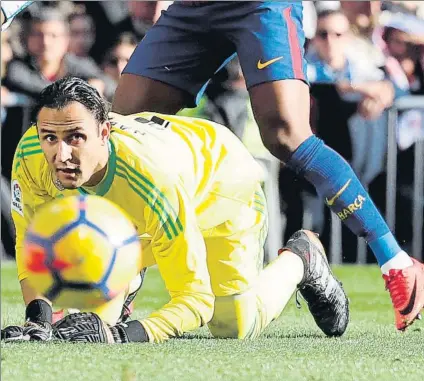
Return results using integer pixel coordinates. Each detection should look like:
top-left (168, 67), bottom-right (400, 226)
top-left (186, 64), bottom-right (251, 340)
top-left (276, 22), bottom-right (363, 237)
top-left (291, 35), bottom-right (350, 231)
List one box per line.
top-left (381, 27), bottom-right (408, 44)
top-left (34, 77), bottom-right (109, 125)
top-left (317, 9), bottom-right (346, 21)
top-left (115, 32), bottom-right (139, 47)
top-left (68, 10), bottom-right (95, 32)
top-left (27, 7), bottom-right (70, 36)
top-left (32, 7), bottom-right (68, 24)
top-left (102, 32), bottom-right (138, 66)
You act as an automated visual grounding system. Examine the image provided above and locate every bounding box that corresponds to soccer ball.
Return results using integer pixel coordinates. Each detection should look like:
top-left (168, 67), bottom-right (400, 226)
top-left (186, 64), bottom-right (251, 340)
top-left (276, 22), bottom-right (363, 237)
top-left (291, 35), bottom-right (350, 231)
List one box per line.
top-left (23, 195), bottom-right (142, 310)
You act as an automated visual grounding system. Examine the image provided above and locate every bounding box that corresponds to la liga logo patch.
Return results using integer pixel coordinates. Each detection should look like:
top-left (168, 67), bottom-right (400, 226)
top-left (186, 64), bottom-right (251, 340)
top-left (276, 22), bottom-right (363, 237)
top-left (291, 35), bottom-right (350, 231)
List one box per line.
top-left (11, 180), bottom-right (24, 216)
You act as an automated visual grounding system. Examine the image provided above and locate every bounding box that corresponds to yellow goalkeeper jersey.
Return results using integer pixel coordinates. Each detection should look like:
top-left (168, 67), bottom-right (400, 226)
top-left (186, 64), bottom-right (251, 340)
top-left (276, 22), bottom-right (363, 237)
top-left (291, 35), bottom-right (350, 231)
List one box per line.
top-left (11, 112), bottom-right (265, 342)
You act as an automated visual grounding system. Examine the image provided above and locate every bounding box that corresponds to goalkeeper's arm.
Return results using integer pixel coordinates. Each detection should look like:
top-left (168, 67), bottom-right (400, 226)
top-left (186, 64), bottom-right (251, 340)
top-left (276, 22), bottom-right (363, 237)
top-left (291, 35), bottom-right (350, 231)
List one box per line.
top-left (52, 212), bottom-right (215, 345)
top-left (10, 133), bottom-right (55, 326)
top-left (137, 182), bottom-right (215, 343)
top-left (12, 150), bottom-right (53, 307)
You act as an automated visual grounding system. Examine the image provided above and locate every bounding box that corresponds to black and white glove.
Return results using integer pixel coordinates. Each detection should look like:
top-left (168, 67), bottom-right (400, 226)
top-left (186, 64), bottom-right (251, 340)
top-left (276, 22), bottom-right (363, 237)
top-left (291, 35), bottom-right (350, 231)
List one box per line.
top-left (1, 299), bottom-right (53, 342)
top-left (53, 312), bottom-right (149, 344)
top-left (1, 325), bottom-right (24, 341)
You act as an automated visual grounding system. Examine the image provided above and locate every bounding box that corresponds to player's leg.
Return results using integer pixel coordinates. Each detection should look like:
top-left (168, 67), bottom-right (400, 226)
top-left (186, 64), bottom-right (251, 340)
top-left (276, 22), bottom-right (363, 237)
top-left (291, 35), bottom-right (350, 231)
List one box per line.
top-left (113, 76), bottom-right (189, 116)
top-left (205, 187), bottom-right (299, 339)
top-left (231, 1), bottom-right (423, 330)
top-left (205, 186), bottom-right (348, 339)
top-left (208, 250), bottom-right (304, 340)
top-left (112, 2), bottom-right (236, 115)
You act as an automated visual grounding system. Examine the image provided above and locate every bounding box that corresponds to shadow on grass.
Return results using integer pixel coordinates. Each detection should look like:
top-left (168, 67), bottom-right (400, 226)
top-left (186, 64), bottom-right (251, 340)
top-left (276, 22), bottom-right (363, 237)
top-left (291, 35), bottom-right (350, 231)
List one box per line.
top-left (2, 330), bottom-right (344, 344)
top-left (261, 332), bottom-right (329, 339)
top-left (176, 331), bottom-right (331, 340)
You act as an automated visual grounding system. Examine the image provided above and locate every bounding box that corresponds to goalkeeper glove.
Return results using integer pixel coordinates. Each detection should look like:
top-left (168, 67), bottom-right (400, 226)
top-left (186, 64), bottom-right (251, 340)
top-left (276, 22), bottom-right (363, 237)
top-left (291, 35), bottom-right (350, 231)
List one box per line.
top-left (1, 299), bottom-right (53, 341)
top-left (53, 312), bottom-right (149, 343)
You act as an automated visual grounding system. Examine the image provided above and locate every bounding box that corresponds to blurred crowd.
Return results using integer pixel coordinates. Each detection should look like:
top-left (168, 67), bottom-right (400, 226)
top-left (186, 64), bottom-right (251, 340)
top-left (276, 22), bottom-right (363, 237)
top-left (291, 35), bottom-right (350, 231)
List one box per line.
top-left (1, 1), bottom-right (424, 262)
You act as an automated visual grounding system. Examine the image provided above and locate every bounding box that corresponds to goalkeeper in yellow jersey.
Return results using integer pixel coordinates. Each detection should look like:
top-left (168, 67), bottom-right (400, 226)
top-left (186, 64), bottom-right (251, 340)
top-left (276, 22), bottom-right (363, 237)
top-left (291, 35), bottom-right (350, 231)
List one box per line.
top-left (2, 77), bottom-right (348, 344)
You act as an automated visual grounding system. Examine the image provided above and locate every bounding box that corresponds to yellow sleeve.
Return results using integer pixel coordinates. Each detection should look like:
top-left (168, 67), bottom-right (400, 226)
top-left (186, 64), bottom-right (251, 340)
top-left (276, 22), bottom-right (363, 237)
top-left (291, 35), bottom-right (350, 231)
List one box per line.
top-left (11, 150), bottom-right (50, 281)
top-left (139, 180), bottom-right (214, 343)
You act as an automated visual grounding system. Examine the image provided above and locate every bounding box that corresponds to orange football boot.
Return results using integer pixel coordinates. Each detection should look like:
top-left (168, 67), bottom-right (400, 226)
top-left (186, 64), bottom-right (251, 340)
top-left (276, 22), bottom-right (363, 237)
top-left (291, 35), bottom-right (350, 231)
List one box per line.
top-left (383, 258), bottom-right (424, 331)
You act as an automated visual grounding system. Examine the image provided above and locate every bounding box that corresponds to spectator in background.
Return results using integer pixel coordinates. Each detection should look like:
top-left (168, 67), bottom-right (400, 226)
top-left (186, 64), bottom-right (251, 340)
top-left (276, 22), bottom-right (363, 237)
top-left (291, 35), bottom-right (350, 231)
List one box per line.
top-left (308, 9), bottom-right (394, 121)
top-left (383, 25), bottom-right (424, 153)
top-left (102, 32), bottom-right (137, 83)
top-left (340, 1), bottom-right (386, 69)
top-left (3, 8), bottom-right (115, 103)
top-left (84, 1), bottom-right (172, 65)
top-left (68, 9), bottom-right (96, 58)
top-left (382, 1), bottom-right (424, 19)
top-left (1, 30), bottom-right (13, 123)
top-left (376, 7), bottom-right (424, 252)
top-left (341, 0), bottom-right (382, 35)
top-left (0, 28), bottom-right (34, 127)
top-left (383, 27), bottom-right (424, 95)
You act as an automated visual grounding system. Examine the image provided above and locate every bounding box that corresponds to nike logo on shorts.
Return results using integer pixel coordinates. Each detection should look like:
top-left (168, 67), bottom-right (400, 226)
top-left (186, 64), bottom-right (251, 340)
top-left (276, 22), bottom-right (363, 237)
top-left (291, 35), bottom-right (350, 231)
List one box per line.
top-left (257, 56), bottom-right (284, 69)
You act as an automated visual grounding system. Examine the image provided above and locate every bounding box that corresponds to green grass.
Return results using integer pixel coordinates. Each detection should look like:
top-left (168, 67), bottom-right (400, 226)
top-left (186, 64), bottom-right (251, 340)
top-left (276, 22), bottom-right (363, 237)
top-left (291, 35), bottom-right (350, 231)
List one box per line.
top-left (1, 262), bottom-right (423, 381)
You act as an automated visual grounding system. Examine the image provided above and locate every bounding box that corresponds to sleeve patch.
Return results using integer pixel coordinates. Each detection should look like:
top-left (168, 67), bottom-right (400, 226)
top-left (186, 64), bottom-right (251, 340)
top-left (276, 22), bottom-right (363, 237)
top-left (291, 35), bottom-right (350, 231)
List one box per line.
top-left (11, 180), bottom-right (24, 216)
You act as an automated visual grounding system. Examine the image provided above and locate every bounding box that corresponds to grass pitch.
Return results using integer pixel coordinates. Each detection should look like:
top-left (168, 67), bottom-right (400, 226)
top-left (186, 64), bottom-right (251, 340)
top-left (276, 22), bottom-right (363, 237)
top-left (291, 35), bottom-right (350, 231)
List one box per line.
top-left (1, 262), bottom-right (423, 381)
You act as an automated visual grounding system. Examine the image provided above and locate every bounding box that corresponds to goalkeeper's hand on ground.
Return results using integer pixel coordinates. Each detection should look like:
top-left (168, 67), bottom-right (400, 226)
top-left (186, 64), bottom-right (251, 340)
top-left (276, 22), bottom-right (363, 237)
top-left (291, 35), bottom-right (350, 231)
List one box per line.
top-left (53, 312), bottom-right (149, 344)
top-left (1, 299), bottom-right (53, 341)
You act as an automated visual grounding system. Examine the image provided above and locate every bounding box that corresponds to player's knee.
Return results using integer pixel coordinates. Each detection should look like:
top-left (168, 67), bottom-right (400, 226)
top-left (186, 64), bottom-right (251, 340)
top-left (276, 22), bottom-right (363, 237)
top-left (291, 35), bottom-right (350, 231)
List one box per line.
top-left (207, 294), bottom-right (259, 340)
top-left (254, 115), bottom-right (304, 162)
top-left (250, 86), bottom-right (313, 161)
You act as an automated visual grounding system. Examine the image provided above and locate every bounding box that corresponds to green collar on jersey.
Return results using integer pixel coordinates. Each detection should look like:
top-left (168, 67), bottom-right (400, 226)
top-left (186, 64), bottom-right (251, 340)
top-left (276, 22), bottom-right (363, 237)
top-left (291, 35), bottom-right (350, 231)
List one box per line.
top-left (78, 140), bottom-right (116, 197)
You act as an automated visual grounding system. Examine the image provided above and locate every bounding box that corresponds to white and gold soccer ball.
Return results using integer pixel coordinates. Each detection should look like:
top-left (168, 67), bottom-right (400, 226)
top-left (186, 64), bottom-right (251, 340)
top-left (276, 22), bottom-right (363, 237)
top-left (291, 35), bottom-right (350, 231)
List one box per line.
top-left (23, 195), bottom-right (142, 309)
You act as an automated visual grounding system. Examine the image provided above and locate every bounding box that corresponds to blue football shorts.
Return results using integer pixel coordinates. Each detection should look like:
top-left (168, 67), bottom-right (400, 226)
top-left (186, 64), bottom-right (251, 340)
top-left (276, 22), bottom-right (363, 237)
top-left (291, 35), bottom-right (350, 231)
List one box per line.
top-left (124, 1), bottom-right (308, 106)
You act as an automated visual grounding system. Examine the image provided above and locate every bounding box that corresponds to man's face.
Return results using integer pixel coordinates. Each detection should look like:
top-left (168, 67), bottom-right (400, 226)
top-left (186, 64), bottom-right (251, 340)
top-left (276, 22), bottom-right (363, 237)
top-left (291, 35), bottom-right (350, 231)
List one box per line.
top-left (104, 43), bottom-right (136, 82)
top-left (386, 29), bottom-right (411, 60)
top-left (27, 21), bottom-right (70, 62)
top-left (313, 14), bottom-right (350, 64)
top-left (37, 102), bottom-right (110, 189)
top-left (69, 16), bottom-right (95, 57)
